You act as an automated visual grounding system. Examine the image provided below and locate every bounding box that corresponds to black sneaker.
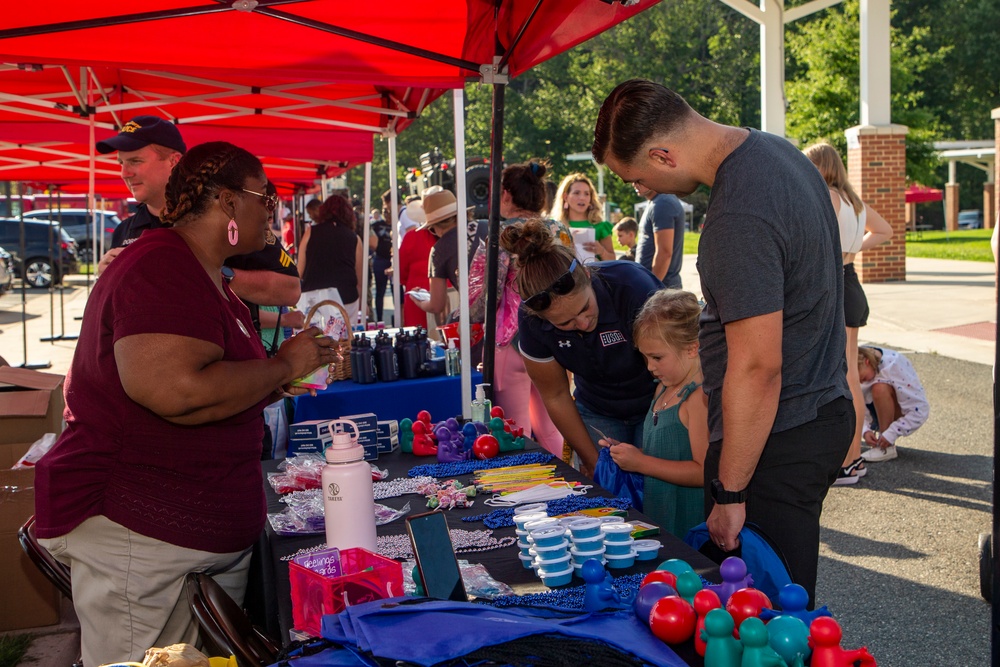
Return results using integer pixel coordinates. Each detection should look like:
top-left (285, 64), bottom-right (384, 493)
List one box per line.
top-left (844, 457), bottom-right (867, 478)
top-left (834, 466), bottom-right (859, 486)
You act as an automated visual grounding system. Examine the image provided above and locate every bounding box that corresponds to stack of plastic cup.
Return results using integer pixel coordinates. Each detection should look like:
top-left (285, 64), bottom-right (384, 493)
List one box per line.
top-left (566, 517), bottom-right (607, 575)
top-left (600, 522), bottom-right (637, 569)
top-left (513, 511), bottom-right (550, 570)
top-left (528, 524), bottom-right (572, 586)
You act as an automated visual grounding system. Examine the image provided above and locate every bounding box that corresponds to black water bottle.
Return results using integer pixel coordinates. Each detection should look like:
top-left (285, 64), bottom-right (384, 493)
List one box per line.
top-left (355, 335), bottom-right (376, 384)
top-left (375, 332), bottom-right (399, 382)
top-left (414, 327), bottom-right (430, 374)
top-left (399, 331), bottom-right (420, 379)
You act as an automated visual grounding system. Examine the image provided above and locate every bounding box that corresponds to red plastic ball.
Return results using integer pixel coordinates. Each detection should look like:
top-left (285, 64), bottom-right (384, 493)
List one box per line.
top-left (649, 595), bottom-right (696, 644)
top-left (472, 434), bottom-right (499, 459)
top-left (725, 587), bottom-right (772, 637)
top-left (416, 410), bottom-right (432, 425)
top-left (490, 406), bottom-right (505, 418)
top-left (642, 570), bottom-right (678, 590)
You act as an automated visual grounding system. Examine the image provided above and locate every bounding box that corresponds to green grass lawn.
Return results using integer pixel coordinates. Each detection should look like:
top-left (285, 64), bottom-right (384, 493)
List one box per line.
top-left (677, 229), bottom-right (992, 262)
top-left (0, 634), bottom-right (32, 667)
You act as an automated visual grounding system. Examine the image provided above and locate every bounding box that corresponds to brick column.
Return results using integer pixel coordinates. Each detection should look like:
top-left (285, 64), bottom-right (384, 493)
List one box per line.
top-left (984, 183), bottom-right (995, 230)
top-left (944, 183), bottom-right (960, 231)
top-left (845, 124), bottom-right (908, 283)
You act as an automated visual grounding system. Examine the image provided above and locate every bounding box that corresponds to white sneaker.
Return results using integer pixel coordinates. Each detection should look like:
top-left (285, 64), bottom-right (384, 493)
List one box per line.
top-left (861, 445), bottom-right (898, 462)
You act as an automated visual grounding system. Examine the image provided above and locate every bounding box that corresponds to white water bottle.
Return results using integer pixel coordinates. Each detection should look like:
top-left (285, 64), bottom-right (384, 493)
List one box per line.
top-left (322, 419), bottom-right (377, 552)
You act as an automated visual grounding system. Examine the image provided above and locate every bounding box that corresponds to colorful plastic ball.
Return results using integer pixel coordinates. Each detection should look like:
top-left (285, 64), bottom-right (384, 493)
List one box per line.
top-left (766, 615), bottom-right (811, 665)
top-left (725, 587), bottom-right (772, 637)
top-left (634, 581), bottom-right (677, 622)
top-left (657, 559), bottom-right (694, 576)
top-left (472, 434), bottom-right (499, 459)
top-left (648, 595), bottom-right (696, 644)
top-left (642, 570), bottom-right (678, 589)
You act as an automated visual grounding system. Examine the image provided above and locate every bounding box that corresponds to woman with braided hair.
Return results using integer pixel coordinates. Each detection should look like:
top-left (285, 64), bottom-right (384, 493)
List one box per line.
top-left (33, 141), bottom-right (337, 666)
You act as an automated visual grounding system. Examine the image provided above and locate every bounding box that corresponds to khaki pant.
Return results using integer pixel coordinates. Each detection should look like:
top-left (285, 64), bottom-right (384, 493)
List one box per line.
top-left (39, 515), bottom-right (251, 667)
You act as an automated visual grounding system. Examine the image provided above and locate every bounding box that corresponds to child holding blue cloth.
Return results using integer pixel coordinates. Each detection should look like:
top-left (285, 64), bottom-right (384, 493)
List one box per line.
top-left (597, 289), bottom-right (708, 538)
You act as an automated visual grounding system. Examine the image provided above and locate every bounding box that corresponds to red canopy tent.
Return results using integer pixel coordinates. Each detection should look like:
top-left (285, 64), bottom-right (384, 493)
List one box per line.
top-left (905, 184), bottom-right (944, 204)
top-left (0, 0), bottom-right (662, 394)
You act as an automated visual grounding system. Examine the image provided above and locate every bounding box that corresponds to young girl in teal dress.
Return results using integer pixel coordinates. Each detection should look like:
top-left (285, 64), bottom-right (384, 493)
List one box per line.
top-left (596, 289), bottom-right (708, 538)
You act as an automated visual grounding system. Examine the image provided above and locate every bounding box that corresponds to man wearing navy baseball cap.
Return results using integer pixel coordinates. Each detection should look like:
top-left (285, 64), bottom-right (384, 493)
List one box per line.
top-left (96, 116), bottom-right (187, 273)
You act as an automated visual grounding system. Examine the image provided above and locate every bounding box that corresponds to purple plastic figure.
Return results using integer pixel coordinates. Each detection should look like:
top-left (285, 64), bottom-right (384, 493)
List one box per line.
top-left (706, 557), bottom-right (754, 607)
top-left (759, 583), bottom-right (832, 624)
top-left (435, 425), bottom-right (467, 462)
top-left (581, 559), bottom-right (628, 612)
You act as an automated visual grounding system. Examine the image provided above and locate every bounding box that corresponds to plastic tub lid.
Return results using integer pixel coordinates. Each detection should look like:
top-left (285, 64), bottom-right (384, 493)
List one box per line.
top-left (513, 511), bottom-right (548, 526)
top-left (531, 539), bottom-right (570, 554)
top-left (570, 544), bottom-right (607, 558)
top-left (566, 517), bottom-right (602, 532)
top-left (604, 549), bottom-right (638, 561)
top-left (600, 522), bottom-right (634, 537)
top-left (528, 525), bottom-right (567, 542)
top-left (523, 517), bottom-right (559, 532)
top-left (633, 539), bottom-right (663, 553)
top-left (539, 564), bottom-right (575, 579)
top-left (597, 515), bottom-right (625, 524)
top-left (534, 553), bottom-right (572, 568)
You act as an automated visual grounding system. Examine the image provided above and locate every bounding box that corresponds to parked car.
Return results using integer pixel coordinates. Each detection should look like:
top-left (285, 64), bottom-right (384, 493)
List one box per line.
top-left (23, 209), bottom-right (121, 262)
top-left (0, 218), bottom-right (79, 288)
top-left (0, 246), bottom-right (12, 295)
top-left (957, 210), bottom-right (983, 230)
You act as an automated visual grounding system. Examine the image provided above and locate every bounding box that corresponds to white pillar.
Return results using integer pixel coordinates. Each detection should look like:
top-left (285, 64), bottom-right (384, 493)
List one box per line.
top-left (760, 0), bottom-right (786, 136)
top-left (859, 0), bottom-right (891, 126)
top-left (387, 135), bottom-right (401, 326)
top-left (452, 88), bottom-right (472, 419)
top-left (359, 162), bottom-right (372, 329)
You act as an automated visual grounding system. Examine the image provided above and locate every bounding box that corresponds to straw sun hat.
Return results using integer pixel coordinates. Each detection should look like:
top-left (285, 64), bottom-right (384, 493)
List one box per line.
top-left (419, 189), bottom-right (458, 229)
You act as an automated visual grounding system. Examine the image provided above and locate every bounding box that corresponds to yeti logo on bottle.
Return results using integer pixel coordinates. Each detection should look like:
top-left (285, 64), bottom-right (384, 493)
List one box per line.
top-left (327, 481), bottom-right (342, 501)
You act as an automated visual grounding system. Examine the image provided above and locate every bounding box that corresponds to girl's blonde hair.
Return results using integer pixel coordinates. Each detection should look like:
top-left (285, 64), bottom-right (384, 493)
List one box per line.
top-left (803, 142), bottom-right (864, 216)
top-left (632, 289), bottom-right (701, 352)
top-left (858, 346), bottom-right (881, 372)
top-left (552, 173), bottom-right (603, 225)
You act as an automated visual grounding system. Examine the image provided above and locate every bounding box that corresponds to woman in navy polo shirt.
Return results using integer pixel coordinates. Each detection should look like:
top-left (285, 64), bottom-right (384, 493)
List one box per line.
top-left (500, 219), bottom-right (662, 475)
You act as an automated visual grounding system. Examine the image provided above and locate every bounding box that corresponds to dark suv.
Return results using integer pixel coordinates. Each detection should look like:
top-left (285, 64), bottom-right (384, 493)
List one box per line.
top-left (23, 209), bottom-right (121, 262)
top-left (0, 219), bottom-right (79, 288)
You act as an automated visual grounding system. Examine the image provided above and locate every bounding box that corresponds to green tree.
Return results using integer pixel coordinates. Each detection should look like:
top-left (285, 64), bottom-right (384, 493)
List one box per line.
top-left (784, 0), bottom-right (946, 185)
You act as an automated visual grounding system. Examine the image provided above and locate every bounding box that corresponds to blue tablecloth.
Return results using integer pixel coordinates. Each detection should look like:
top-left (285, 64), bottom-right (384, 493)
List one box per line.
top-left (293, 372), bottom-right (483, 425)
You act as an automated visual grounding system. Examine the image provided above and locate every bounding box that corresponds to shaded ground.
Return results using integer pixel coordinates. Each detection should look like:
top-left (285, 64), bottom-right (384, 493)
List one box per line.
top-left (817, 351), bottom-right (992, 666)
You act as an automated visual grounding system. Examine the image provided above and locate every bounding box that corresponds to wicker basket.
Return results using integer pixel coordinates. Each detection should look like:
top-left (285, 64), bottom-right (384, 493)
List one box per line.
top-left (304, 299), bottom-right (353, 382)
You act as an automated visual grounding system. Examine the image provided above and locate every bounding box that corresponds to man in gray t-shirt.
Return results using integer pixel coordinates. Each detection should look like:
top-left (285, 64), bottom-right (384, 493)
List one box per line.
top-left (594, 79), bottom-right (852, 607)
top-left (635, 188), bottom-right (685, 288)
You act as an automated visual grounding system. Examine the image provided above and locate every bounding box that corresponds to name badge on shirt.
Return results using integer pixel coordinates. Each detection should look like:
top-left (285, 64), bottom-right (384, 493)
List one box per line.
top-left (600, 331), bottom-right (626, 347)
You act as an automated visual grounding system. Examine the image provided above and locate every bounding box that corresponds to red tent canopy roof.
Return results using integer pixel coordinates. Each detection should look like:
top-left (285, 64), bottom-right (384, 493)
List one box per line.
top-left (905, 184), bottom-right (943, 204)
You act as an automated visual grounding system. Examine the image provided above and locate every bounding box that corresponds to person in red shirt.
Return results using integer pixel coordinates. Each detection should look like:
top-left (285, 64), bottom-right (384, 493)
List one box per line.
top-left (398, 225), bottom-right (439, 328)
top-left (34, 141), bottom-right (335, 667)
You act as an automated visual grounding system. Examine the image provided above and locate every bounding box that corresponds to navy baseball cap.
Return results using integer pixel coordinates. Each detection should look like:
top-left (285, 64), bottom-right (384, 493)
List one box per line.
top-left (96, 115), bottom-right (187, 155)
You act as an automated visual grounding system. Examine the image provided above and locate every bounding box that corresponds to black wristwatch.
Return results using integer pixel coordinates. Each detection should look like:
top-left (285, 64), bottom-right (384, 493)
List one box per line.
top-left (710, 479), bottom-right (748, 504)
top-left (221, 266), bottom-right (236, 284)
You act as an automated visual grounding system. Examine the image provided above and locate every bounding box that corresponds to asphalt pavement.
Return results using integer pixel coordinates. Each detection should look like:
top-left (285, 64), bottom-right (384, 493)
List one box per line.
top-left (0, 256), bottom-right (995, 666)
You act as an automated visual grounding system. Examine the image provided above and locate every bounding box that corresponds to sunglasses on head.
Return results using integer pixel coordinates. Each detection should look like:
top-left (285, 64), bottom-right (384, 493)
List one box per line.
top-left (523, 259), bottom-right (579, 312)
top-left (242, 187), bottom-right (279, 213)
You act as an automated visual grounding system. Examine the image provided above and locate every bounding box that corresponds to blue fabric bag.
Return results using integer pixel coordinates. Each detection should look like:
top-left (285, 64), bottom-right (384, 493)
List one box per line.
top-left (320, 596), bottom-right (687, 666)
top-left (592, 446), bottom-right (644, 511)
top-left (683, 522), bottom-right (793, 603)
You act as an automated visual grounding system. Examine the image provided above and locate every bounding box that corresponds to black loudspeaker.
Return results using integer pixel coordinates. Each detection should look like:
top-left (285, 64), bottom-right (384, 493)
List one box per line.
top-left (465, 163), bottom-right (491, 220)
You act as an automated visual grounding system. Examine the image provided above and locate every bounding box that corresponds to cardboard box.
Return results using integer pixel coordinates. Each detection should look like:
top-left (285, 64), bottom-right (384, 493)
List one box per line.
top-left (339, 412), bottom-right (378, 432)
top-left (376, 420), bottom-right (398, 438)
top-left (0, 442), bottom-right (62, 630)
top-left (289, 419), bottom-right (332, 439)
top-left (376, 434), bottom-right (399, 454)
top-left (0, 367), bottom-right (65, 446)
top-left (362, 444), bottom-right (379, 461)
top-left (287, 437), bottom-right (331, 457)
top-left (356, 429), bottom-right (378, 447)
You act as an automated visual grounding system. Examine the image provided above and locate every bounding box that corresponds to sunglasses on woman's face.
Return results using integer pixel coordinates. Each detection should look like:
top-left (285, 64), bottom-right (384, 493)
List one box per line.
top-left (523, 259), bottom-right (579, 312)
top-left (242, 187), bottom-right (279, 213)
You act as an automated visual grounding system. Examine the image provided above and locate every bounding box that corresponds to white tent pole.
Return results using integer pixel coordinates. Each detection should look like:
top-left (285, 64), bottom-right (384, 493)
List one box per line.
top-left (388, 134), bottom-right (402, 326)
top-left (452, 87), bottom-right (472, 419)
top-left (360, 161), bottom-right (372, 329)
top-left (86, 68), bottom-right (96, 291)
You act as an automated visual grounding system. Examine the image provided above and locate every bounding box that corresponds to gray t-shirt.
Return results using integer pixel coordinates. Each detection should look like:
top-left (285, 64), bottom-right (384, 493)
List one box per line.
top-left (696, 129), bottom-right (851, 442)
top-left (636, 193), bottom-right (685, 288)
top-left (429, 220), bottom-right (487, 289)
